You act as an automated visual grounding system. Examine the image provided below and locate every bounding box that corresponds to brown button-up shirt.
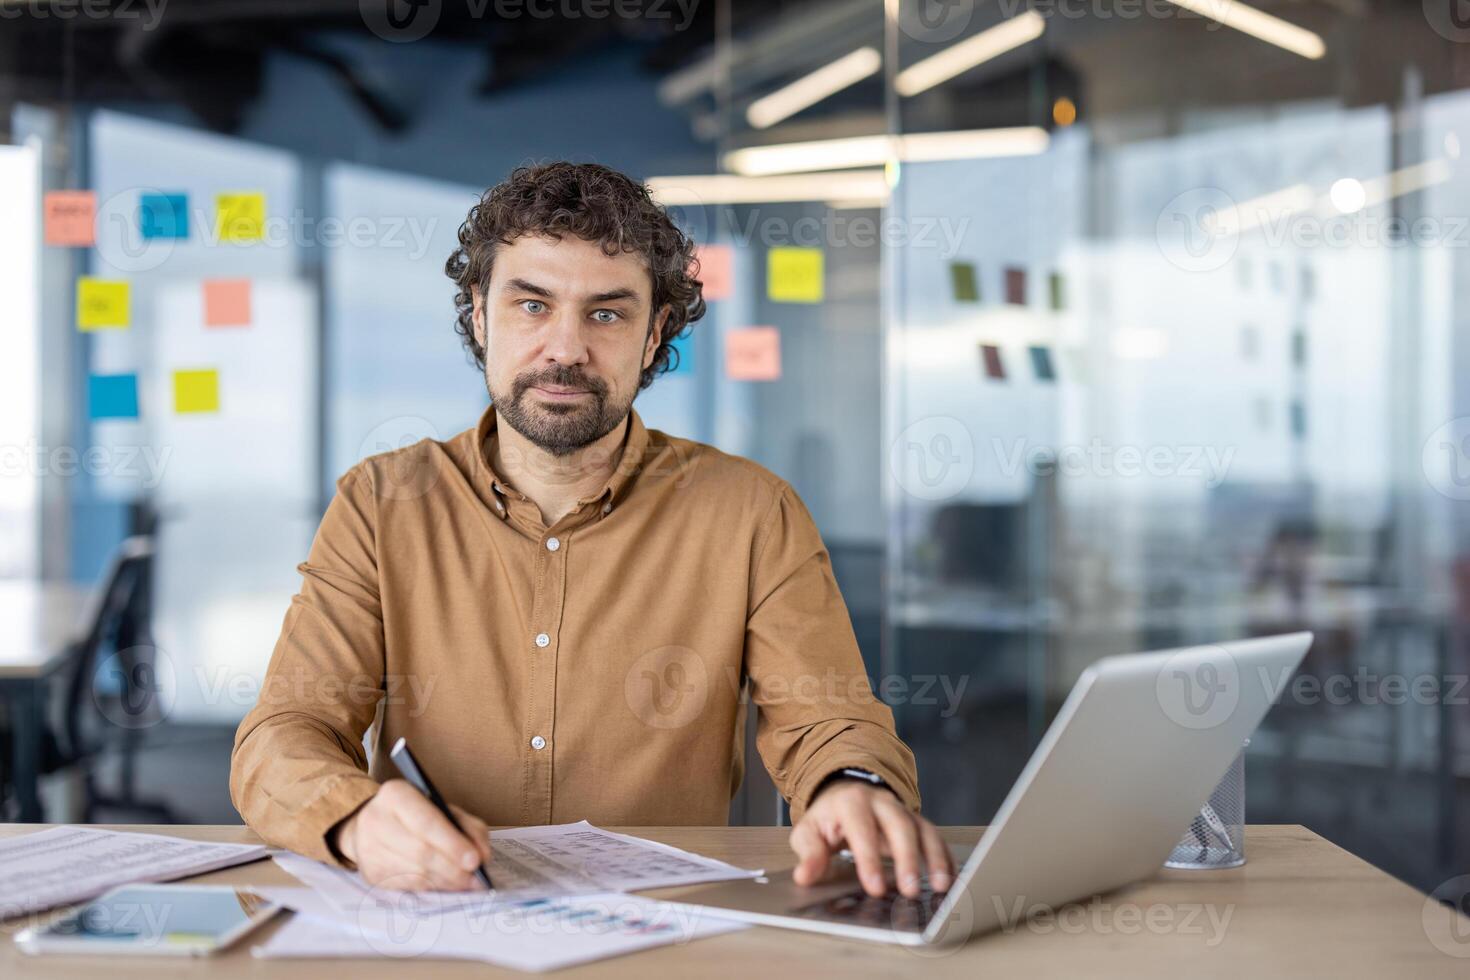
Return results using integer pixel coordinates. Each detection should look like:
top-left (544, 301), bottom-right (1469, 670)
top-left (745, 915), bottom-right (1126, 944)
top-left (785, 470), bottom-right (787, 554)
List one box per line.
top-left (230, 406), bottom-right (919, 863)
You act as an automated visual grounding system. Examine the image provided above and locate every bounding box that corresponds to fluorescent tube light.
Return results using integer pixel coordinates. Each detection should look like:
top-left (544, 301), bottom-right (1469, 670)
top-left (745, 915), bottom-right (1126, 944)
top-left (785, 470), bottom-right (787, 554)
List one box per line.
top-left (747, 47), bottom-right (883, 130)
top-left (1162, 0), bottom-right (1325, 60)
top-left (895, 11), bottom-right (1045, 97)
top-left (646, 170), bottom-right (890, 206)
top-left (724, 127), bottom-right (1049, 177)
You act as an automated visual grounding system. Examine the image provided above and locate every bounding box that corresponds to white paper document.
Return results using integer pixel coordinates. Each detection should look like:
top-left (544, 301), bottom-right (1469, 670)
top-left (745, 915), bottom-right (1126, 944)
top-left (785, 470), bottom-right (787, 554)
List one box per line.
top-left (252, 886), bottom-right (748, 973)
top-left (274, 820), bottom-right (760, 917)
top-left (0, 827), bottom-right (267, 918)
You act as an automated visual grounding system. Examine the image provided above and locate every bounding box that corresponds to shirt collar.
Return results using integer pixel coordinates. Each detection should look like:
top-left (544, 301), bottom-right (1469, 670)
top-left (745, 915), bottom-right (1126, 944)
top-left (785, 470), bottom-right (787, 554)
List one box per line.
top-left (595, 408), bottom-right (649, 515)
top-left (475, 405), bottom-right (649, 520)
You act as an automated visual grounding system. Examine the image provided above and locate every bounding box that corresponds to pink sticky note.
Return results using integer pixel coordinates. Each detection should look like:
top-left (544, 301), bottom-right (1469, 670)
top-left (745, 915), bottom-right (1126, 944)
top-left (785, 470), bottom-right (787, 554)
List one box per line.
top-left (725, 326), bottom-right (781, 381)
top-left (44, 191), bottom-right (96, 247)
top-left (203, 279), bottom-right (252, 327)
top-left (693, 244), bottom-right (733, 301)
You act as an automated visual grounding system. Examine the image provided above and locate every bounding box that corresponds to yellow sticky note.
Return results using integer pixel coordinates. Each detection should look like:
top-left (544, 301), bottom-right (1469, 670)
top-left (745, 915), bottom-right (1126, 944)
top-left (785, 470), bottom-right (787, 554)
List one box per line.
top-left (174, 369), bottom-right (220, 414)
top-left (215, 191), bottom-right (266, 241)
top-left (76, 277), bottom-right (130, 331)
top-left (767, 247), bottom-right (823, 303)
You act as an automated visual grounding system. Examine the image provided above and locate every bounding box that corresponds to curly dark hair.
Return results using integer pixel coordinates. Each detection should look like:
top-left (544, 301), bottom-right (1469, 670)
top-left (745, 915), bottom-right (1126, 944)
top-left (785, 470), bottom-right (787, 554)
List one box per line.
top-left (445, 161), bottom-right (706, 390)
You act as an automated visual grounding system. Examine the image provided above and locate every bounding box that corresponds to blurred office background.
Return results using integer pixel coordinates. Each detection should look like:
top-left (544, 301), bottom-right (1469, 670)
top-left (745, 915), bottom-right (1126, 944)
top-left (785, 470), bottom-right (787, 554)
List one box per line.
top-left (2, 0), bottom-right (1469, 898)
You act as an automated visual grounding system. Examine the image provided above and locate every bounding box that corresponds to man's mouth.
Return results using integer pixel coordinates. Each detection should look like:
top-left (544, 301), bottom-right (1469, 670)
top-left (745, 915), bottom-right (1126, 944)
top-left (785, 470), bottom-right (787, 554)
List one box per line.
top-left (532, 385), bottom-right (591, 400)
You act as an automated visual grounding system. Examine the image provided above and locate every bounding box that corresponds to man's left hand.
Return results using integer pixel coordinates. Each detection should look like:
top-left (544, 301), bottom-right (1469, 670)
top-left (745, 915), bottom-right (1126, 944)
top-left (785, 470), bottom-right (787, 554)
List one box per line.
top-left (789, 780), bottom-right (955, 898)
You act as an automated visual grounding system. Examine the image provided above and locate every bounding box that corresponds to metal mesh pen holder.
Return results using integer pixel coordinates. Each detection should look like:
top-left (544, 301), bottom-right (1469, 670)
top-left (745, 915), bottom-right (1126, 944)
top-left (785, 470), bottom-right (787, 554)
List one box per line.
top-left (1165, 742), bottom-right (1246, 870)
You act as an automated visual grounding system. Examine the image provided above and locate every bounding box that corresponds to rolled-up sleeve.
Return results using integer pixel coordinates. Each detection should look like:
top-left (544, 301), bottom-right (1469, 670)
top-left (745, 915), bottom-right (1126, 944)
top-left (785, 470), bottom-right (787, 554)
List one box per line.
top-left (743, 482), bottom-right (921, 823)
top-left (230, 466), bottom-right (385, 862)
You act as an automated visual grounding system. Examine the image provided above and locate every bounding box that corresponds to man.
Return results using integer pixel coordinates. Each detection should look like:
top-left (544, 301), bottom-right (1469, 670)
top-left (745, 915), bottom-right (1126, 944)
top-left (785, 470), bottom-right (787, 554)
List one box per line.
top-left (230, 161), bottom-right (953, 901)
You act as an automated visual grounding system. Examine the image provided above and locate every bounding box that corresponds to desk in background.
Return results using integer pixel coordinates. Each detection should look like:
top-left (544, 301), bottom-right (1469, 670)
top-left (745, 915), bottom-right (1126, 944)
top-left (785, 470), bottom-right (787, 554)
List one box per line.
top-left (0, 582), bottom-right (91, 822)
top-left (1, 824), bottom-right (1465, 977)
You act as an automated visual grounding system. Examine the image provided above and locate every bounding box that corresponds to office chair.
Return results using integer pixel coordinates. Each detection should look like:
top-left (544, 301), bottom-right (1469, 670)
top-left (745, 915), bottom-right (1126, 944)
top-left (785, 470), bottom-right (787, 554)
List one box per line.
top-left (48, 535), bottom-right (178, 823)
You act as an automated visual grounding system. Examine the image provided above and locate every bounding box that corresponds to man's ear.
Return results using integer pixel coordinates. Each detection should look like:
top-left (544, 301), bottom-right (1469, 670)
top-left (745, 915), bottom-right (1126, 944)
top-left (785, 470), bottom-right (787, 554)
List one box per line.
top-left (644, 304), bottom-right (671, 371)
top-left (471, 284), bottom-right (486, 349)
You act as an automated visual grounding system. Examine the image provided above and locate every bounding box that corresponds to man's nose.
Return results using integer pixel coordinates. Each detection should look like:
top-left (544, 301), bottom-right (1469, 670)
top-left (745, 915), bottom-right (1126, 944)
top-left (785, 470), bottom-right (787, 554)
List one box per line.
top-left (542, 311), bottom-right (589, 365)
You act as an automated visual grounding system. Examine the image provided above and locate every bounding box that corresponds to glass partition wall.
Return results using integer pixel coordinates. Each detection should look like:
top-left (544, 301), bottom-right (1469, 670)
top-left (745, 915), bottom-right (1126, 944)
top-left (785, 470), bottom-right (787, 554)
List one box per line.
top-left (689, 0), bottom-right (892, 823)
top-left (880, 2), bottom-right (1469, 892)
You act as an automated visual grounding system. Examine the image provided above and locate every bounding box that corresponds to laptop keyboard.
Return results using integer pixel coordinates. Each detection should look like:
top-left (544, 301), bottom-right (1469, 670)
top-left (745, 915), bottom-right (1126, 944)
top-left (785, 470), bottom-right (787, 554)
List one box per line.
top-left (793, 881), bottom-right (948, 932)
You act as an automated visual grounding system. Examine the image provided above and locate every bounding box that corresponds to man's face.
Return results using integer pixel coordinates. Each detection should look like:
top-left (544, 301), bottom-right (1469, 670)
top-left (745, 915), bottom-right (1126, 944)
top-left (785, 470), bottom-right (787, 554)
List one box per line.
top-left (472, 234), bottom-right (667, 457)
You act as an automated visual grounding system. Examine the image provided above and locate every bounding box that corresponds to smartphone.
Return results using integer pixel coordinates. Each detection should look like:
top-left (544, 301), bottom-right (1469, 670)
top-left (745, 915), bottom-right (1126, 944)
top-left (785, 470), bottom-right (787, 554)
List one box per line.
top-left (15, 884), bottom-right (281, 957)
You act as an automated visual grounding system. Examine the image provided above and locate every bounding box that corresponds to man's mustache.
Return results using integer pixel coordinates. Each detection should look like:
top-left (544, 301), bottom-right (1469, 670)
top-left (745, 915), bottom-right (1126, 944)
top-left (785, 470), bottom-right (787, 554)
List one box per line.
top-left (512, 368), bottom-right (608, 400)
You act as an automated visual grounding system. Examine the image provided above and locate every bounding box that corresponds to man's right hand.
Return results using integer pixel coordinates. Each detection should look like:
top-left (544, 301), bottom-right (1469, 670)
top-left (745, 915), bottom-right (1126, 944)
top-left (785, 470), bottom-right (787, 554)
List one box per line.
top-left (331, 779), bottom-right (492, 891)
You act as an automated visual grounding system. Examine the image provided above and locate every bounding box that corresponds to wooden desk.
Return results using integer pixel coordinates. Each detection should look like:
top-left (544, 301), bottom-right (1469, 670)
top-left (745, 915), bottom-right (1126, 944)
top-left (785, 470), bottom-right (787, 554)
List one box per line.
top-left (0, 582), bottom-right (92, 821)
top-left (2, 824), bottom-right (1466, 977)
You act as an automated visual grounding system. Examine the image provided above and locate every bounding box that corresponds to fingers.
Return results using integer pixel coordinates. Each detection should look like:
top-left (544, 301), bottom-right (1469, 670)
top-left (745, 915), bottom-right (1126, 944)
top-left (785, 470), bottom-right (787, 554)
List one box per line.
top-left (792, 784), bottom-right (944, 899)
top-left (353, 781), bottom-right (488, 891)
top-left (872, 797), bottom-right (924, 898)
top-left (837, 798), bottom-right (887, 897)
top-left (390, 786), bottom-right (485, 880)
top-left (449, 804), bottom-right (493, 865)
top-left (917, 816), bottom-right (955, 892)
top-left (789, 819), bottom-right (833, 887)
top-left (375, 825), bottom-right (477, 891)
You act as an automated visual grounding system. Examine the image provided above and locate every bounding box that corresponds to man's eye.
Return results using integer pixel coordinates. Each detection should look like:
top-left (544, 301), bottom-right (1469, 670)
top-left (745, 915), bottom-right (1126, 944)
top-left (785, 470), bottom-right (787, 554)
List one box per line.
top-left (592, 309), bottom-right (621, 324)
top-left (520, 300), bottom-right (546, 314)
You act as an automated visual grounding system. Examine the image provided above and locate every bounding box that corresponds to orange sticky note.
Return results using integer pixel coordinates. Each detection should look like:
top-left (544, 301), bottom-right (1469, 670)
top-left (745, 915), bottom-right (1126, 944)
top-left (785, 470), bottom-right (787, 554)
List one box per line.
top-left (725, 326), bottom-right (781, 381)
top-left (44, 191), bottom-right (96, 246)
top-left (174, 369), bottom-right (220, 414)
top-left (693, 244), bottom-right (733, 301)
top-left (203, 279), bottom-right (251, 327)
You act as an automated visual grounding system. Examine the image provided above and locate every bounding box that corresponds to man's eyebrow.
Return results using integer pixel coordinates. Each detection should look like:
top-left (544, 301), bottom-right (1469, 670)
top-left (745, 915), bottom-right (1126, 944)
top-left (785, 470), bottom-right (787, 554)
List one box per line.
top-left (587, 287), bottom-right (639, 304)
top-left (501, 279), bottom-right (640, 305)
top-left (503, 277), bottom-right (553, 298)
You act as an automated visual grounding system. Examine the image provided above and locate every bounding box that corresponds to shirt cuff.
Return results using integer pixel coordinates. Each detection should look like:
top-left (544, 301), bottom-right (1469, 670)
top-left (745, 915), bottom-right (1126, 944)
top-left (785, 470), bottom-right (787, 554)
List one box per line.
top-left (271, 772), bottom-right (382, 866)
top-left (790, 757), bottom-right (921, 823)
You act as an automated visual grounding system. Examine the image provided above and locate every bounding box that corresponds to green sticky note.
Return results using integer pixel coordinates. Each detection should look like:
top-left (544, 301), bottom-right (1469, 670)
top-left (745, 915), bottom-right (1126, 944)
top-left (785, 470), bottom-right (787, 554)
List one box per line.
top-left (950, 261), bottom-right (980, 302)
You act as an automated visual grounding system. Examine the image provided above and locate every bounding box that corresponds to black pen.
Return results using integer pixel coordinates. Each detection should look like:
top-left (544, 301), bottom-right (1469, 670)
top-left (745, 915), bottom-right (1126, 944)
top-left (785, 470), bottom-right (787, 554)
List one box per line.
top-left (389, 736), bottom-right (495, 890)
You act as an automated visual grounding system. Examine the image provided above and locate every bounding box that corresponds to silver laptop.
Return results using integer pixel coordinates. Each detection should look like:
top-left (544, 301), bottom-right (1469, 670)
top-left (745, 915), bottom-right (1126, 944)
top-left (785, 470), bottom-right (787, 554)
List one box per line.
top-left (669, 632), bottom-right (1312, 946)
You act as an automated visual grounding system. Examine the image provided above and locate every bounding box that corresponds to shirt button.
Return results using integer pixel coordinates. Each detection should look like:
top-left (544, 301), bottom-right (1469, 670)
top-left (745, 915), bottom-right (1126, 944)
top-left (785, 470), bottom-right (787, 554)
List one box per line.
top-left (530, 735), bottom-right (547, 750)
top-left (534, 632), bottom-right (550, 648)
top-left (546, 536), bottom-right (560, 552)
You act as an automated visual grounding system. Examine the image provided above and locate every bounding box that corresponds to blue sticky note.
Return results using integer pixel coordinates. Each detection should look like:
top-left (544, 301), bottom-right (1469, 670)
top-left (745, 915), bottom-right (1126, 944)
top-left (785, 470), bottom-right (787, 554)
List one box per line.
top-left (89, 373), bottom-right (140, 420)
top-left (140, 193), bottom-right (189, 239)
top-left (668, 331), bottom-right (694, 375)
top-left (1029, 345), bottom-right (1056, 381)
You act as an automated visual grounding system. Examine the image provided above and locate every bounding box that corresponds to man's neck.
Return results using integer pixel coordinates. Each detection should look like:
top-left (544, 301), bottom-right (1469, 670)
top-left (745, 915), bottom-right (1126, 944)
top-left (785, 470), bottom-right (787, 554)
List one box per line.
top-left (490, 411), bottom-right (629, 526)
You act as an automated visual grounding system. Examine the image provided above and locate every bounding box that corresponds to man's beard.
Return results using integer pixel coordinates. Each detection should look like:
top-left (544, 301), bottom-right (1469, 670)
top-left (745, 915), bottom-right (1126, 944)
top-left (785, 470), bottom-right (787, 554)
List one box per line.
top-left (489, 365), bottom-right (631, 457)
